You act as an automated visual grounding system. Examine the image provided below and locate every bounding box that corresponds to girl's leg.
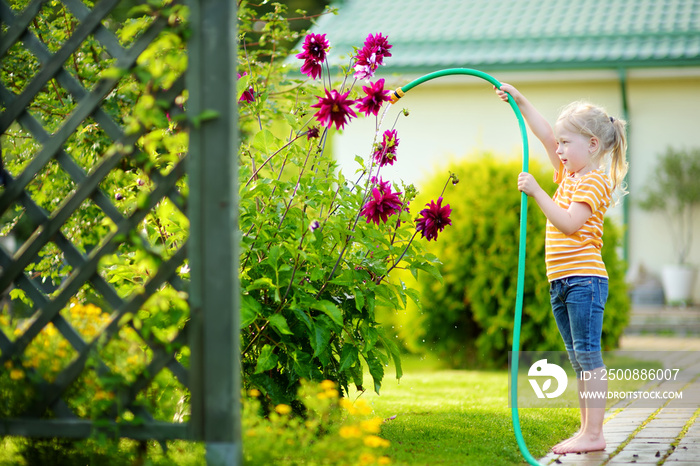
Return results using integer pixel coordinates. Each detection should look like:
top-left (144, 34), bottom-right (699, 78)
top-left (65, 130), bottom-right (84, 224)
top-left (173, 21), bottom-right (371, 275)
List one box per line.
top-left (554, 366), bottom-right (607, 453)
top-left (553, 277), bottom-right (608, 454)
top-left (553, 378), bottom-right (587, 450)
top-left (550, 279), bottom-right (586, 449)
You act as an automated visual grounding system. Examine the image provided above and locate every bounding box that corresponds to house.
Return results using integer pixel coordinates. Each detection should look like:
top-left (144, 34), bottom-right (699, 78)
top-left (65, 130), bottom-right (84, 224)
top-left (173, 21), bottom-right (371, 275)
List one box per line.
top-left (303, 0), bottom-right (700, 303)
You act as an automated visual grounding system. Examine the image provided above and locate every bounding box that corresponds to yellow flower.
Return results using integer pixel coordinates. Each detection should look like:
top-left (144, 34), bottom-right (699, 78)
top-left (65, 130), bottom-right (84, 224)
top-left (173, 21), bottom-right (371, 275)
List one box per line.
top-left (4, 361), bottom-right (13, 369)
top-left (320, 379), bottom-right (336, 390)
top-left (274, 404), bottom-right (292, 415)
top-left (361, 417), bottom-right (383, 434)
top-left (10, 369), bottom-right (24, 380)
top-left (248, 388), bottom-right (261, 398)
top-left (378, 456), bottom-right (391, 465)
top-left (43, 323), bottom-right (58, 337)
top-left (94, 390), bottom-right (114, 401)
top-left (339, 397), bottom-right (357, 414)
top-left (317, 388), bottom-right (339, 400)
top-left (339, 425), bottom-right (362, 439)
top-left (355, 399), bottom-right (372, 416)
top-left (364, 435), bottom-right (390, 448)
top-left (359, 453), bottom-right (376, 465)
top-left (126, 355), bottom-right (140, 366)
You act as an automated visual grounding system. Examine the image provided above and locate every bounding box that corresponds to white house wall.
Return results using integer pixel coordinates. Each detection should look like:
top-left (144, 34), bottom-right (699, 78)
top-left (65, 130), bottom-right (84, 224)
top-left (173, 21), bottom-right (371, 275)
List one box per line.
top-left (333, 69), bottom-right (700, 302)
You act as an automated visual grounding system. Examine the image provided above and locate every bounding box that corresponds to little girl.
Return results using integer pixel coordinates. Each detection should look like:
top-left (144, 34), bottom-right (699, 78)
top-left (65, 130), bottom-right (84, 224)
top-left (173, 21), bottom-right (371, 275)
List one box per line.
top-left (495, 83), bottom-right (628, 454)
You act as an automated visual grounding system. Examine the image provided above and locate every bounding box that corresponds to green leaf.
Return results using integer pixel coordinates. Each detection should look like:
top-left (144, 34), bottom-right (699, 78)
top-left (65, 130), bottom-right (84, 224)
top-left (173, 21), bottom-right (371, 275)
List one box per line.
top-left (252, 129), bottom-right (277, 154)
top-left (268, 314), bottom-right (293, 335)
top-left (291, 307), bottom-right (313, 330)
top-left (99, 67), bottom-right (127, 80)
top-left (364, 351), bottom-right (385, 394)
top-left (377, 328), bottom-right (403, 380)
top-left (359, 323), bottom-right (379, 353)
top-left (311, 300), bottom-right (343, 328)
top-left (247, 277), bottom-right (276, 292)
top-left (240, 295), bottom-right (261, 328)
top-left (310, 316), bottom-right (332, 358)
top-left (338, 344), bottom-right (359, 373)
top-left (292, 349), bottom-right (315, 380)
top-left (254, 345), bottom-right (278, 374)
top-left (350, 361), bottom-right (364, 390)
top-left (354, 290), bottom-right (365, 312)
top-left (411, 259), bottom-right (444, 284)
top-left (374, 284), bottom-right (398, 308)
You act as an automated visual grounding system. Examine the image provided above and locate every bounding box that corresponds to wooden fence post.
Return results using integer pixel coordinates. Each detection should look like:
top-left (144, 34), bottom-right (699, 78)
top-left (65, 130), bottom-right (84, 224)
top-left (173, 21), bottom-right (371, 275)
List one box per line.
top-left (186, 0), bottom-right (241, 463)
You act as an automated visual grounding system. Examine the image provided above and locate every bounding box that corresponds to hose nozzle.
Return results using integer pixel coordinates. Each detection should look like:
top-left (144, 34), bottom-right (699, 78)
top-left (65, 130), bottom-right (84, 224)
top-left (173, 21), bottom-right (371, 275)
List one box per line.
top-left (388, 87), bottom-right (405, 104)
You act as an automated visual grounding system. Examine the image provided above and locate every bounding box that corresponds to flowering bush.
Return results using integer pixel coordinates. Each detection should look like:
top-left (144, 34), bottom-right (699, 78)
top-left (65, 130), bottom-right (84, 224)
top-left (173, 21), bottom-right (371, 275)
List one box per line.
top-left (243, 379), bottom-right (391, 465)
top-left (238, 4), bottom-right (454, 405)
top-left (0, 302), bottom-right (187, 422)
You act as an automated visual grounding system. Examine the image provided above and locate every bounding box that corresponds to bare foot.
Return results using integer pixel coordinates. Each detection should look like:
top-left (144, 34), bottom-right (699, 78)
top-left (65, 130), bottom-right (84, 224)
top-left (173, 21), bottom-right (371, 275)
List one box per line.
top-left (552, 430), bottom-right (582, 451)
top-left (552, 433), bottom-right (605, 454)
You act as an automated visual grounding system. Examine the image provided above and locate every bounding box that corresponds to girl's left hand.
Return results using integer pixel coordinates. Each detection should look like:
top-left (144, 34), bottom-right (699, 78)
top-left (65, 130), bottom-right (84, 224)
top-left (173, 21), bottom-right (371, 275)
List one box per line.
top-left (517, 172), bottom-right (541, 197)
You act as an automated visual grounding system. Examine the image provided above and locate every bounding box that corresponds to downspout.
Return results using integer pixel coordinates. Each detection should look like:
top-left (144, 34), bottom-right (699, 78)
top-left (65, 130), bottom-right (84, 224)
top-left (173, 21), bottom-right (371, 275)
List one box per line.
top-left (618, 67), bottom-right (630, 263)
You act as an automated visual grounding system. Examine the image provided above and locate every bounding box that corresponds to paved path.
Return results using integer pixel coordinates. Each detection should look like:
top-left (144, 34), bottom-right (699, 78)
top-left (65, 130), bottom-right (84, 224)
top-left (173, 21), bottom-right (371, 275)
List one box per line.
top-left (539, 335), bottom-right (700, 465)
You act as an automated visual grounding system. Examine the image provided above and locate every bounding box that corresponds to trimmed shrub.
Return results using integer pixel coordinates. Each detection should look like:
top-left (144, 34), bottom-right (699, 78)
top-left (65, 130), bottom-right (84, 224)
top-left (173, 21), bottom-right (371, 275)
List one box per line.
top-left (383, 154), bottom-right (630, 368)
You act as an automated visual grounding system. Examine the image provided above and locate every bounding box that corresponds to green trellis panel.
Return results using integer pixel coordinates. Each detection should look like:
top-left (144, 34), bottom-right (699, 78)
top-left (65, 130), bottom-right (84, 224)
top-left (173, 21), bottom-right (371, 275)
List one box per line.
top-left (0, 0), bottom-right (240, 458)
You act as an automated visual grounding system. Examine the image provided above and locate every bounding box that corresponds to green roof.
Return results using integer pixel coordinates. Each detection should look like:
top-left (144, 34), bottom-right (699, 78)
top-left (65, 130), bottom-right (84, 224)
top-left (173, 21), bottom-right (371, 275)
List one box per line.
top-left (309, 0), bottom-right (700, 73)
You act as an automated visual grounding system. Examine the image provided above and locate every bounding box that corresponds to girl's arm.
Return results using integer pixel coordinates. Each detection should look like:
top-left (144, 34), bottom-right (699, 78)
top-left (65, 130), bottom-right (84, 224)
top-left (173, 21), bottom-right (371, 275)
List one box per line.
top-left (518, 172), bottom-right (591, 235)
top-left (496, 84), bottom-right (560, 171)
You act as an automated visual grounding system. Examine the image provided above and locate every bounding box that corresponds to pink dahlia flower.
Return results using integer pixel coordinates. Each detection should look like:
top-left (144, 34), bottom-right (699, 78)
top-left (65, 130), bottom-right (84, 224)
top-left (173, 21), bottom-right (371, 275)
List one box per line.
top-left (416, 197), bottom-right (452, 241)
top-left (353, 33), bottom-right (392, 80)
top-left (356, 78), bottom-right (390, 117)
top-left (311, 88), bottom-right (357, 130)
top-left (296, 33), bottom-right (330, 80)
top-left (361, 179), bottom-right (403, 225)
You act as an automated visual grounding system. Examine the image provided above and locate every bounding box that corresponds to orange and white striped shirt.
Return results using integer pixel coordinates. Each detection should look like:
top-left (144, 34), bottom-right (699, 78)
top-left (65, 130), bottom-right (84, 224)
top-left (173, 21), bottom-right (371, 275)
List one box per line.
top-left (545, 164), bottom-right (612, 282)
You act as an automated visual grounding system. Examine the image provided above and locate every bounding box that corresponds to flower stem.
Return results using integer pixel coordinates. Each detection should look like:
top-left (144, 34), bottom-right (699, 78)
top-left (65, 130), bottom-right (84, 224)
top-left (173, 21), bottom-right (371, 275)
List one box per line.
top-left (381, 230), bottom-right (419, 281)
top-left (244, 133), bottom-right (305, 188)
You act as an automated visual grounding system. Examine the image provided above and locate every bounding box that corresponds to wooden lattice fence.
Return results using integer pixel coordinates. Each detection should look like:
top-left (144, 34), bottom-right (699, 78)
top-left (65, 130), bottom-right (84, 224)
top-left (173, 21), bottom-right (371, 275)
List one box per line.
top-left (0, 0), bottom-right (239, 460)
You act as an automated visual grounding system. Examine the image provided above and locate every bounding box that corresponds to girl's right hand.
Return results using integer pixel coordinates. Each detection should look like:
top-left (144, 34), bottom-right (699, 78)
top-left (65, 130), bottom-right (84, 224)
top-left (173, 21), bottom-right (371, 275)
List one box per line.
top-left (494, 83), bottom-right (522, 104)
top-left (517, 172), bottom-right (542, 197)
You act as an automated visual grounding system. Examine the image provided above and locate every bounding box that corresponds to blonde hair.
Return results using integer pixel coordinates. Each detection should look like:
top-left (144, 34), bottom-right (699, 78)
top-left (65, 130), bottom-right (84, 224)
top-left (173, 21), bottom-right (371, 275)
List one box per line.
top-left (556, 101), bottom-right (628, 197)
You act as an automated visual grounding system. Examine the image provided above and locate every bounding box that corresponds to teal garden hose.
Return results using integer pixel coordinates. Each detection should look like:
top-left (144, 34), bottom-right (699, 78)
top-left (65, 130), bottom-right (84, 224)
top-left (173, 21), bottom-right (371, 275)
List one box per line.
top-left (389, 68), bottom-right (541, 466)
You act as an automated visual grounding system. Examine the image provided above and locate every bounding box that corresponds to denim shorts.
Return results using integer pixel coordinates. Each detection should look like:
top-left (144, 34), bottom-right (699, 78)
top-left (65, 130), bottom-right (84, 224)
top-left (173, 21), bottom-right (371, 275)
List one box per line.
top-left (550, 276), bottom-right (608, 376)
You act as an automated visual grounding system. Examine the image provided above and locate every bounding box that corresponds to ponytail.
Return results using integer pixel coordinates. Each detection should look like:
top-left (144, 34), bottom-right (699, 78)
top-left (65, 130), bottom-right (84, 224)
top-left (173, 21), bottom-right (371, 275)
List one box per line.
top-left (608, 117), bottom-right (628, 197)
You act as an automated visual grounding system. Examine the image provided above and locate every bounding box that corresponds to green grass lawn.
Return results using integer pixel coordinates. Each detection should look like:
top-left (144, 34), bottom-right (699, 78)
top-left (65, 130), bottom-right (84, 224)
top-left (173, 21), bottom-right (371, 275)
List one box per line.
top-left (351, 355), bottom-right (581, 465)
top-left (9, 353), bottom-right (659, 465)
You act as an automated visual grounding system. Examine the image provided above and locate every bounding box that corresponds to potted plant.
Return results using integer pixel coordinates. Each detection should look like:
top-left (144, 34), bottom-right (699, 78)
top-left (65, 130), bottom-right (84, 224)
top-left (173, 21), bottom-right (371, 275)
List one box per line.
top-left (638, 147), bottom-right (700, 305)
